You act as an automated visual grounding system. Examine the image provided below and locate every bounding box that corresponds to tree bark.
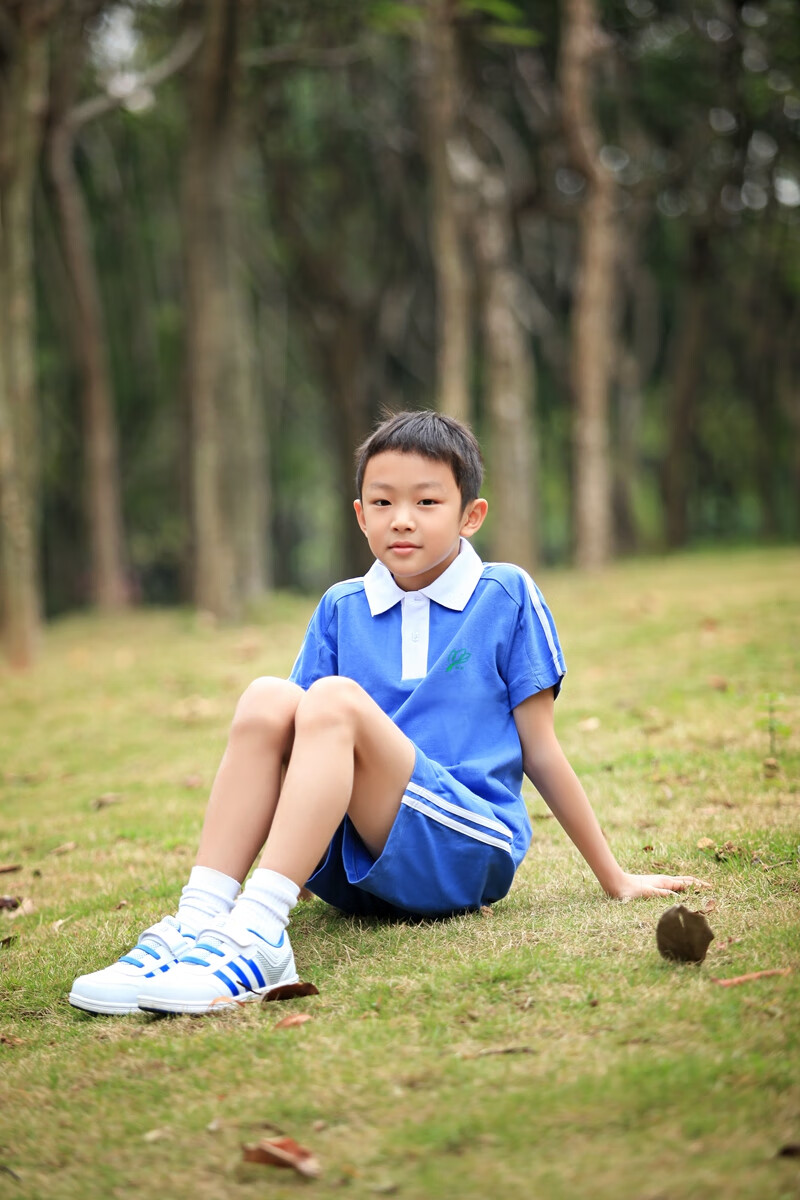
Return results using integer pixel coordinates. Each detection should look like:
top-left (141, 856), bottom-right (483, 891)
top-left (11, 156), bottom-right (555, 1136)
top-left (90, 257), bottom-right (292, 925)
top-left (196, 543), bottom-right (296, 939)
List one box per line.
top-left (559, 0), bottom-right (617, 569)
top-left (416, 0), bottom-right (471, 423)
top-left (182, 0), bottom-right (266, 617)
top-left (0, 8), bottom-right (52, 665)
top-left (47, 4), bottom-right (129, 610)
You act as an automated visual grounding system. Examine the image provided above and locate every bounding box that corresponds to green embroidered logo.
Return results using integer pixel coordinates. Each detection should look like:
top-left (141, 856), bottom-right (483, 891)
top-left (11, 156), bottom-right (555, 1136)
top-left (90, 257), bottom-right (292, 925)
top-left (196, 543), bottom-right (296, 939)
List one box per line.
top-left (446, 648), bottom-right (471, 671)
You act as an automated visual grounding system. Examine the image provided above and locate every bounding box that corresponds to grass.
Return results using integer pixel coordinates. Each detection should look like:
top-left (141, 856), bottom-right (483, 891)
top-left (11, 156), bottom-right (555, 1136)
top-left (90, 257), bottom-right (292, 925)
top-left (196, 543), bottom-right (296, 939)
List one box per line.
top-left (1, 546), bottom-right (798, 1200)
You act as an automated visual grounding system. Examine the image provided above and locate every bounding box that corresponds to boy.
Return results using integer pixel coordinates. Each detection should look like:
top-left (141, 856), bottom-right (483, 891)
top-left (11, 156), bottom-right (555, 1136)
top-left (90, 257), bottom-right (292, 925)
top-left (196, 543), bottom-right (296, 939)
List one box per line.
top-left (70, 411), bottom-right (705, 1016)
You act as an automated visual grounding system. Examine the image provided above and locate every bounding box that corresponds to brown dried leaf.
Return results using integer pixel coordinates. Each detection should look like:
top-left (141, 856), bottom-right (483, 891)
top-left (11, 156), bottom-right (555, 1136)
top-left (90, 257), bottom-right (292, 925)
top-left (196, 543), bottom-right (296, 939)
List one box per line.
top-left (0, 1035), bottom-right (24, 1047)
top-left (708, 675), bottom-right (729, 691)
top-left (92, 793), bottom-right (123, 810)
top-left (714, 841), bottom-right (743, 861)
top-left (763, 757), bottom-right (780, 778)
top-left (262, 980), bottom-right (319, 1003)
top-left (242, 1136), bottom-right (321, 1178)
top-left (697, 837), bottom-right (715, 850)
top-left (0, 934), bottom-right (18, 949)
top-left (49, 842), bottom-right (76, 856)
top-left (642, 844), bottom-right (654, 852)
top-left (777, 1144), bottom-right (800, 1158)
top-left (0, 864), bottom-right (21, 876)
top-left (0, 896), bottom-right (21, 911)
top-left (273, 1012), bottom-right (313, 1030)
top-left (577, 716), bottom-right (601, 733)
top-left (656, 905), bottom-right (714, 963)
top-left (114, 899), bottom-right (129, 910)
top-left (8, 898), bottom-right (35, 920)
top-left (142, 1128), bottom-right (171, 1143)
top-left (701, 898), bottom-right (718, 913)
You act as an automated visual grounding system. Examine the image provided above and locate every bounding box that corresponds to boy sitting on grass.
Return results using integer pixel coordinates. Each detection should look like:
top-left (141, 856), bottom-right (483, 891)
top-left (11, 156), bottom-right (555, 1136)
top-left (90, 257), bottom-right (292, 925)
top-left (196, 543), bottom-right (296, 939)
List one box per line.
top-left (70, 411), bottom-right (705, 1016)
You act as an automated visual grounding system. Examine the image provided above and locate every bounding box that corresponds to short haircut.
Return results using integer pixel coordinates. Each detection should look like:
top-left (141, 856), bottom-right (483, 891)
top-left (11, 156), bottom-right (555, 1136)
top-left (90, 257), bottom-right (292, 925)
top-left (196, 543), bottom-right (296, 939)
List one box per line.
top-left (355, 410), bottom-right (483, 507)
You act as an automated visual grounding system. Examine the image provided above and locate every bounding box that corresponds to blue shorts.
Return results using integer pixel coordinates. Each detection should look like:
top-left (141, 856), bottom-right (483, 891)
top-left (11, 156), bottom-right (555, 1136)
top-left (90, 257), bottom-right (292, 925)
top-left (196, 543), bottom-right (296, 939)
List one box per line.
top-left (305, 745), bottom-right (522, 919)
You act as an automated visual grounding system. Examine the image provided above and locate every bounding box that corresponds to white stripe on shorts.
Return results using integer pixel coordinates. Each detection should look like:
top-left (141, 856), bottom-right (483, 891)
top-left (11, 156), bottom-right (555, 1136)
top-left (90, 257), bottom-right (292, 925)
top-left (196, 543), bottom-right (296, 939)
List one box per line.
top-left (405, 780), bottom-right (513, 839)
top-left (401, 795), bottom-right (514, 854)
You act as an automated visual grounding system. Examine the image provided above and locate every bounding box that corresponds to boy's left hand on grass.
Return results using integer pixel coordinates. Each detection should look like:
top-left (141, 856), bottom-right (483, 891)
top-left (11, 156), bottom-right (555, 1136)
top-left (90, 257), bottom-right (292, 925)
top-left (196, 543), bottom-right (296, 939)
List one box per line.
top-left (609, 872), bottom-right (711, 900)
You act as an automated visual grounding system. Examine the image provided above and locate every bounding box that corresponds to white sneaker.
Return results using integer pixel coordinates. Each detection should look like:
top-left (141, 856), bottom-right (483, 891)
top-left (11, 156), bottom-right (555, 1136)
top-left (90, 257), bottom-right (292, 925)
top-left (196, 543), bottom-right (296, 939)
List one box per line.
top-left (137, 924), bottom-right (299, 1014)
top-left (68, 916), bottom-right (196, 1015)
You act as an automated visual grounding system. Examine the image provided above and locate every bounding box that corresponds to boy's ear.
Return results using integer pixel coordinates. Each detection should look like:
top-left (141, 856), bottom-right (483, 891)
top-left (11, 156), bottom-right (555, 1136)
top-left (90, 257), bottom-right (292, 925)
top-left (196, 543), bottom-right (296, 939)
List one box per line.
top-left (353, 498), bottom-right (368, 535)
top-left (460, 498), bottom-right (488, 539)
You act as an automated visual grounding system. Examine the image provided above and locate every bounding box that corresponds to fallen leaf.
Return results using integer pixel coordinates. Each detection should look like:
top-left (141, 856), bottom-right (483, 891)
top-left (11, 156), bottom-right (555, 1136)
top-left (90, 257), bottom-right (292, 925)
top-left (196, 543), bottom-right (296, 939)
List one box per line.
top-left (656, 905), bottom-right (714, 963)
top-left (763, 757), bottom-right (780, 778)
top-left (715, 841), bottom-right (743, 861)
top-left (273, 1012), bottom-right (313, 1030)
top-left (206, 1118), bottom-right (223, 1133)
top-left (642, 844), bottom-right (654, 852)
top-left (0, 864), bottom-right (21, 875)
top-left (142, 1128), bottom-right (171, 1143)
top-left (49, 842), bottom-right (76, 856)
top-left (700, 617), bottom-right (719, 632)
top-left (711, 968), bottom-right (791, 988)
top-left (701, 898), bottom-right (718, 913)
top-left (697, 837), bottom-right (715, 850)
top-left (262, 980), bottom-right (319, 1003)
top-left (114, 899), bottom-right (129, 909)
top-left (51, 916), bottom-right (75, 933)
top-left (577, 716), bottom-right (601, 733)
top-left (777, 1144), bottom-right (800, 1158)
top-left (0, 896), bottom-right (21, 911)
top-left (0, 1035), bottom-right (24, 1047)
top-left (92, 793), bottom-right (123, 810)
top-left (708, 675), bottom-right (729, 691)
top-left (8, 898), bottom-right (35, 920)
top-left (480, 905), bottom-right (493, 916)
top-left (0, 934), bottom-right (18, 948)
top-left (242, 1136), bottom-right (321, 1178)
top-left (312, 1120), bottom-right (328, 1132)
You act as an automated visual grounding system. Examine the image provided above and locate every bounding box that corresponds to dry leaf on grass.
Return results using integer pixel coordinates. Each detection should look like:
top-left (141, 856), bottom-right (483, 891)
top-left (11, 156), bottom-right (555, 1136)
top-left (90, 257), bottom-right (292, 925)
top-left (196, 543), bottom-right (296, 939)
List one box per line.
top-left (656, 905), bottom-right (714, 963)
top-left (49, 842), bottom-right (76, 856)
top-left (0, 864), bottom-right (21, 876)
top-left (142, 1128), bottom-right (172, 1143)
top-left (708, 675), bottom-right (729, 691)
top-left (0, 935), bottom-right (18, 949)
top-left (711, 968), bottom-right (792, 988)
top-left (0, 897), bottom-right (21, 911)
top-left (577, 716), bottom-right (601, 732)
top-left (715, 841), bottom-right (743, 861)
top-left (777, 1144), bottom-right (800, 1158)
top-left (242, 1136), bottom-right (321, 1178)
top-left (8, 899), bottom-right (35, 920)
top-left (697, 837), bottom-right (715, 850)
top-left (0, 1035), bottom-right (24, 1047)
top-left (262, 980), bottom-right (319, 1003)
top-left (92, 793), bottom-right (123, 810)
top-left (273, 1012), bottom-right (313, 1030)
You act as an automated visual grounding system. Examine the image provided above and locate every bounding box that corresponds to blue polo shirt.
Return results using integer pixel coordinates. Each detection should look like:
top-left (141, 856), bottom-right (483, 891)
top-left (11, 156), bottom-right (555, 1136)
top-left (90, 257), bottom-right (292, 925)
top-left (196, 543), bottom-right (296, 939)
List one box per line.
top-left (290, 539), bottom-right (566, 853)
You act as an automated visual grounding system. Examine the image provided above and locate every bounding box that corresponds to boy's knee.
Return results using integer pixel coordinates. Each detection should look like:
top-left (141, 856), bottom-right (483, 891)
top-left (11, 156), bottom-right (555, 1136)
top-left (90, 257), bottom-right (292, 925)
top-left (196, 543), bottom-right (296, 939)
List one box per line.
top-left (231, 676), bottom-right (302, 739)
top-left (296, 676), bottom-right (365, 734)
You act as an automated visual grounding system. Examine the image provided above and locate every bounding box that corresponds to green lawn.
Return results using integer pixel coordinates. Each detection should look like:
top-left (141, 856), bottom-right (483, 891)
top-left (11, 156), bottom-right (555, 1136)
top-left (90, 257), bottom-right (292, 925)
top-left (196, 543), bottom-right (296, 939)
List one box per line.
top-left (1, 548), bottom-right (798, 1199)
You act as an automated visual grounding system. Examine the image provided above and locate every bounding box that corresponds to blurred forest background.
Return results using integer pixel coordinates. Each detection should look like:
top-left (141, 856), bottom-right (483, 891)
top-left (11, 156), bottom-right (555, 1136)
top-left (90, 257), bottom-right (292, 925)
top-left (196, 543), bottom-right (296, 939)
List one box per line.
top-left (1, 0), bottom-right (798, 667)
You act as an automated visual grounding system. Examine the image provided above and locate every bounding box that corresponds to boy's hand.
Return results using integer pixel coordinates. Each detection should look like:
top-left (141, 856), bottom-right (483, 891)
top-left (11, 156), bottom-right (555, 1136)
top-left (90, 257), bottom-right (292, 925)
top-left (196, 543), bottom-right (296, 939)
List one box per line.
top-left (609, 872), bottom-right (711, 900)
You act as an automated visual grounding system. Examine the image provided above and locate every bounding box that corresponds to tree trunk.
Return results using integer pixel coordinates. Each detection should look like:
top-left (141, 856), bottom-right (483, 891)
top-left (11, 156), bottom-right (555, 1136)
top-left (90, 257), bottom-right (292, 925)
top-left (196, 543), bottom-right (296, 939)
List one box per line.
top-left (0, 12), bottom-right (51, 666)
top-left (182, 0), bottom-right (266, 617)
top-left (663, 227), bottom-right (710, 548)
top-left (47, 8), bottom-right (129, 610)
top-left (416, 0), bottom-right (471, 423)
top-left (559, 0), bottom-right (616, 569)
top-left (471, 167), bottom-right (538, 571)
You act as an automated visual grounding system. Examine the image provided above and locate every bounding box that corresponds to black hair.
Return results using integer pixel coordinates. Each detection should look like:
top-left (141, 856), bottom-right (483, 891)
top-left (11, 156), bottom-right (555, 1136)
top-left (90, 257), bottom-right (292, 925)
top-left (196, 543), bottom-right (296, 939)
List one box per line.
top-left (355, 410), bottom-right (484, 507)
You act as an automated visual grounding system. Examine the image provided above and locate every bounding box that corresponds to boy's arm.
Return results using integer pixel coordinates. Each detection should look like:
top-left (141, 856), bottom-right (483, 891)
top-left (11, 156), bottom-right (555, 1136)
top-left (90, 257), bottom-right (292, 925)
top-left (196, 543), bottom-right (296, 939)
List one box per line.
top-left (513, 688), bottom-right (708, 899)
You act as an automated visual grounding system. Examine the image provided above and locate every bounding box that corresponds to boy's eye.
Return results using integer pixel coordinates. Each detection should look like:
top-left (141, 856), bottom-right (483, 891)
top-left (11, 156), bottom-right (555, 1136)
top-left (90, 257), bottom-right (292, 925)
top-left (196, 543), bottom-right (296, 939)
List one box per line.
top-left (372, 499), bottom-right (390, 507)
top-left (418, 499), bottom-right (438, 506)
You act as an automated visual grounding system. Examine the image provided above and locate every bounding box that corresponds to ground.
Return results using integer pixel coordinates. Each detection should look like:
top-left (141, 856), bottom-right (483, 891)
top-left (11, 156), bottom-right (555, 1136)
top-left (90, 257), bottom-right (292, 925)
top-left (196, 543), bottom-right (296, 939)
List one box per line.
top-left (1, 547), bottom-right (798, 1199)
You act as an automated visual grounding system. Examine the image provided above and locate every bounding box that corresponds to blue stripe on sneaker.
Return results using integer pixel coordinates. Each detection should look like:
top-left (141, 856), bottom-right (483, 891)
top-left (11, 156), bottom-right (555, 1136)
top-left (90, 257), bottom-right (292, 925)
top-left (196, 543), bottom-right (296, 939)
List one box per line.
top-left (229, 961), bottom-right (256, 991)
top-left (213, 969), bottom-right (239, 997)
top-left (180, 954), bottom-right (212, 966)
top-left (243, 957), bottom-right (266, 988)
top-left (119, 955), bottom-right (146, 967)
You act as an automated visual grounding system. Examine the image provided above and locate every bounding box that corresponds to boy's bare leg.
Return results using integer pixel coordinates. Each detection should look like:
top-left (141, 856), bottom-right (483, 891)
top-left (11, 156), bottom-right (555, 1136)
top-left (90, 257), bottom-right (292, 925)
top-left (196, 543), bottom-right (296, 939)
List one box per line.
top-left (193, 677), bottom-right (304, 881)
top-left (260, 675), bottom-right (416, 886)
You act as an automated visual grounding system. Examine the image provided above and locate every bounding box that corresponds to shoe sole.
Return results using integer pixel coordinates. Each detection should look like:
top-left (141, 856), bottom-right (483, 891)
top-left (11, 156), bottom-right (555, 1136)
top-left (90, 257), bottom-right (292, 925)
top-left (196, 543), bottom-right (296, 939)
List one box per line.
top-left (138, 974), bottom-right (300, 1015)
top-left (68, 991), bottom-right (141, 1016)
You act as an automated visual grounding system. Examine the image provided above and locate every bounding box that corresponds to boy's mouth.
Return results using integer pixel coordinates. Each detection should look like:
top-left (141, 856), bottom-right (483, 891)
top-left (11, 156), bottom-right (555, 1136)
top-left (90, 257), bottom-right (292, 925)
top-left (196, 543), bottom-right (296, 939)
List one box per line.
top-left (389, 542), bottom-right (419, 553)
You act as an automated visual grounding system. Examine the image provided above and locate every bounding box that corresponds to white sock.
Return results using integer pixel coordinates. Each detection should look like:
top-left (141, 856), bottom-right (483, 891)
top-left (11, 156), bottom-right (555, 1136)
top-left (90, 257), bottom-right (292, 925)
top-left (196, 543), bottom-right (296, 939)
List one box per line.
top-left (175, 865), bottom-right (241, 934)
top-left (226, 867), bottom-right (299, 945)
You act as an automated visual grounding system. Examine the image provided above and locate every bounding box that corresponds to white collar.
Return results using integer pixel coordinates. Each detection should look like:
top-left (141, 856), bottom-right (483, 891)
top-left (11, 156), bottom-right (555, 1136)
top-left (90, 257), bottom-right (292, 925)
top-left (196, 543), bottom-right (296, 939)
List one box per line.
top-left (363, 538), bottom-right (484, 616)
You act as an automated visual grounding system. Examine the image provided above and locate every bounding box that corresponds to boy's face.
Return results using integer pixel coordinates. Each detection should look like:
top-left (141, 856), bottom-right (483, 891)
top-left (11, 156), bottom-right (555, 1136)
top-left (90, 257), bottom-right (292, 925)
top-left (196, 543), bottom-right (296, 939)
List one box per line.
top-left (354, 451), bottom-right (487, 591)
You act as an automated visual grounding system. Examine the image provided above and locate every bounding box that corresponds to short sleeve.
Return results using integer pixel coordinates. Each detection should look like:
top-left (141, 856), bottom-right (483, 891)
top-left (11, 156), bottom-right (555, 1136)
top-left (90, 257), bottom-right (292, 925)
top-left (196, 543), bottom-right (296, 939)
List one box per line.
top-left (503, 572), bottom-right (566, 709)
top-left (289, 596), bottom-right (338, 688)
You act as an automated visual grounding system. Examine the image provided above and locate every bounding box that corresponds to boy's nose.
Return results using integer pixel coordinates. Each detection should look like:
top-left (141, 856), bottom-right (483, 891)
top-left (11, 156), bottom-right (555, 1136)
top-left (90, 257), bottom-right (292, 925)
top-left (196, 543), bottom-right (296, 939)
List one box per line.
top-left (391, 506), bottom-right (415, 530)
